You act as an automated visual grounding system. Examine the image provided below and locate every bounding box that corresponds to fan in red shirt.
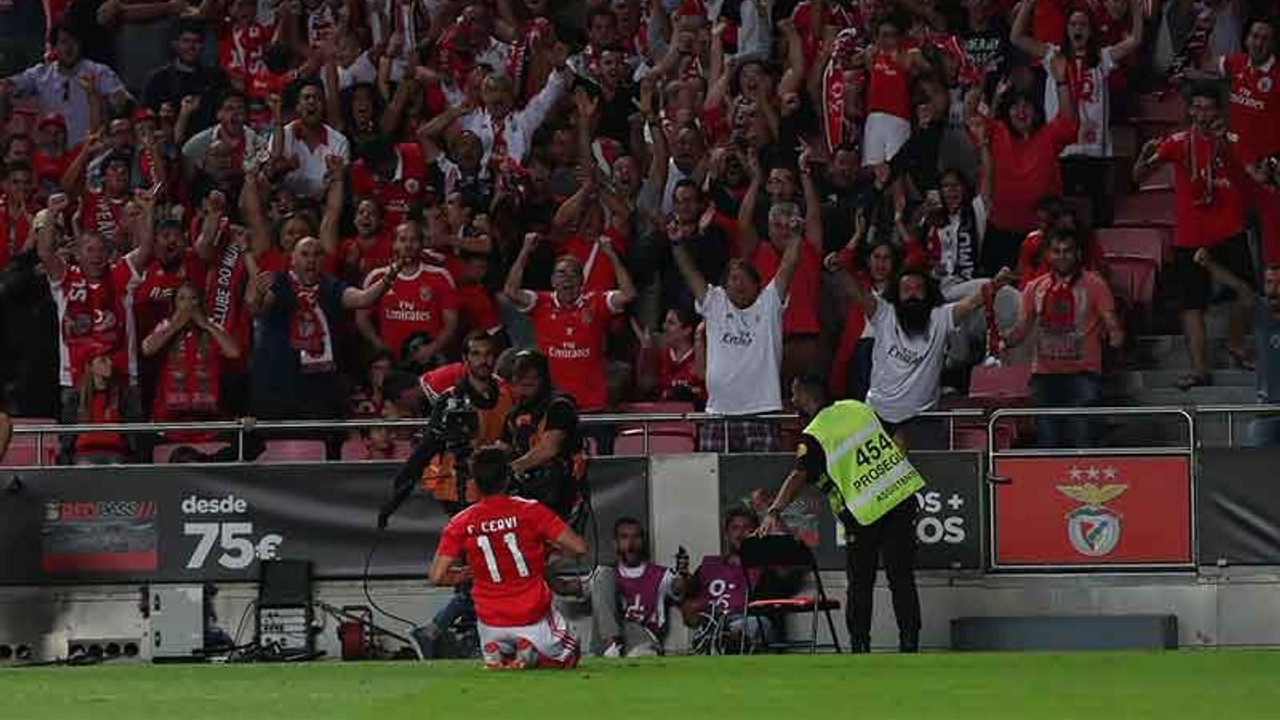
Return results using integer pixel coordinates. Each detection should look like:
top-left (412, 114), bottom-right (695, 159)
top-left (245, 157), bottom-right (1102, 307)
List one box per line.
top-left (855, 16), bottom-right (929, 167)
top-left (37, 189), bottom-right (156, 398)
top-left (504, 232), bottom-right (637, 412)
top-left (74, 152), bottom-right (133, 251)
top-left (32, 114), bottom-right (74, 197)
top-left (429, 446), bottom-right (588, 670)
top-left (218, 0), bottom-right (280, 89)
top-left (1133, 84), bottom-right (1252, 389)
top-left (336, 198), bottom-right (393, 287)
top-left (134, 218), bottom-right (210, 346)
top-left (968, 53), bottom-right (1078, 274)
top-left (635, 307), bottom-right (706, 407)
top-left (453, 233), bottom-right (503, 335)
top-left (141, 281), bottom-right (241, 437)
top-left (742, 159), bottom-right (826, 384)
top-left (1213, 19), bottom-right (1280, 166)
top-left (357, 220), bottom-right (460, 366)
top-left (349, 141), bottom-right (430, 233)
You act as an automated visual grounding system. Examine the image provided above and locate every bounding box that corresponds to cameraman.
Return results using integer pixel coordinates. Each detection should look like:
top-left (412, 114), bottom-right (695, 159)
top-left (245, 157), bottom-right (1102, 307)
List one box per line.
top-left (383, 331), bottom-right (513, 523)
top-left (503, 350), bottom-right (587, 524)
top-left (384, 331), bottom-right (512, 659)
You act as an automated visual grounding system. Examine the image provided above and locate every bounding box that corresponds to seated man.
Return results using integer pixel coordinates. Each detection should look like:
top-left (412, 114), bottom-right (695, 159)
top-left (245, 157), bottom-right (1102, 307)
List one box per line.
top-left (681, 509), bottom-right (800, 653)
top-left (429, 446), bottom-right (589, 670)
top-left (589, 517), bottom-right (688, 657)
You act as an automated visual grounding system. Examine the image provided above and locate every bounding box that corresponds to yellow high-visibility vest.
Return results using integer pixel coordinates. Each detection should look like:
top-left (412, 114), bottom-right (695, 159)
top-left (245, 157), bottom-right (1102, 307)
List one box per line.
top-left (803, 401), bottom-right (925, 525)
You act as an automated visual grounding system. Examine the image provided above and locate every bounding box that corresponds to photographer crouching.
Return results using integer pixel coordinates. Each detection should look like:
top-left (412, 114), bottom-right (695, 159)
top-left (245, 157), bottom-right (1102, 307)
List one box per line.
top-left (503, 350), bottom-right (589, 529)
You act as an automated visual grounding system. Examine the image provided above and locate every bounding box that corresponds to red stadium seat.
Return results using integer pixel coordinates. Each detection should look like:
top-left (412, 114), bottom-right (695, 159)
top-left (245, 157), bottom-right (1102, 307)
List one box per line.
top-left (1131, 92), bottom-right (1184, 126)
top-left (256, 440), bottom-right (328, 463)
top-left (621, 401), bottom-right (695, 414)
top-left (1105, 255), bottom-right (1159, 309)
top-left (969, 364), bottom-right (1032, 401)
top-left (1, 418), bottom-right (58, 467)
top-left (339, 436), bottom-right (413, 461)
top-left (615, 402), bottom-right (697, 454)
top-left (152, 442), bottom-right (231, 464)
top-left (614, 427), bottom-right (696, 455)
top-left (1113, 191), bottom-right (1176, 228)
top-left (1096, 227), bottom-right (1170, 267)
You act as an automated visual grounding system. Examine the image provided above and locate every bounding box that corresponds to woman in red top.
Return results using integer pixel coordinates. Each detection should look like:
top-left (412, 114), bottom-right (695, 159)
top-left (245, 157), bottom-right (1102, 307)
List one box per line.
top-left (635, 307), bottom-right (707, 408)
top-left (968, 54), bottom-right (1078, 276)
top-left (73, 346), bottom-right (138, 465)
top-left (142, 282), bottom-right (241, 438)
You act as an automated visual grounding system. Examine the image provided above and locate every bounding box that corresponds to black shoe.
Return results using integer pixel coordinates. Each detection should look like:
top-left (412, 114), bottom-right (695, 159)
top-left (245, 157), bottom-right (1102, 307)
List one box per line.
top-left (850, 638), bottom-right (871, 654)
top-left (899, 633), bottom-right (920, 653)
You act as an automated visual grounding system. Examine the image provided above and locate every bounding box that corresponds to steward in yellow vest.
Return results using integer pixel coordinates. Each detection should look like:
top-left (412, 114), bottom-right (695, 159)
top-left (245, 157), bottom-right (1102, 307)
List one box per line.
top-left (758, 375), bottom-right (925, 654)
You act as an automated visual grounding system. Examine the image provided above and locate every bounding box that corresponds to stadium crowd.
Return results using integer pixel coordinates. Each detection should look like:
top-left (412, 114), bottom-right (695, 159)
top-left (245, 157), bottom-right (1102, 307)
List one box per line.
top-left (0, 0), bottom-right (1279, 465)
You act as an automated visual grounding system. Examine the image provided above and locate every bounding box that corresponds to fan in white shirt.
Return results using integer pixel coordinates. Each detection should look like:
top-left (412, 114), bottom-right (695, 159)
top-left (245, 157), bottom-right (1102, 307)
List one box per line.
top-left (420, 57), bottom-right (570, 166)
top-left (671, 204), bottom-right (804, 417)
top-left (826, 254), bottom-right (1014, 449)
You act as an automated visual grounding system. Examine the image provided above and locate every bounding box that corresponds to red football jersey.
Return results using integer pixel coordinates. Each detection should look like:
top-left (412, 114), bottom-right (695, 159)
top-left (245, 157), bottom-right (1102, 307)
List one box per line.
top-left (437, 495), bottom-right (567, 627)
top-left (523, 291), bottom-right (622, 411)
top-left (457, 283), bottom-right (501, 334)
top-left (653, 346), bottom-right (706, 403)
top-left (350, 144), bottom-right (428, 231)
top-left (220, 20), bottom-right (278, 82)
top-left (554, 227), bottom-right (629, 293)
top-left (78, 191), bottom-right (128, 248)
top-left (1155, 130), bottom-right (1247, 248)
top-left (751, 240), bottom-right (822, 335)
top-left (50, 259), bottom-right (142, 386)
top-left (337, 232), bottom-right (393, 287)
top-left (1223, 54), bottom-right (1280, 165)
top-left (867, 50), bottom-right (912, 120)
top-left (365, 263), bottom-right (458, 361)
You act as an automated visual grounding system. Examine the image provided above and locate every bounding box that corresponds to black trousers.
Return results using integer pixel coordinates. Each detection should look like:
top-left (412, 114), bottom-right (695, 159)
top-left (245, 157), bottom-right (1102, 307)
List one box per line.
top-left (844, 500), bottom-right (921, 651)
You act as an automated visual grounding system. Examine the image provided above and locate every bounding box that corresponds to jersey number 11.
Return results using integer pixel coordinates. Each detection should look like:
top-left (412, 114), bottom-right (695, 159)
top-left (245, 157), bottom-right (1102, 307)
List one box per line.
top-left (476, 533), bottom-right (530, 582)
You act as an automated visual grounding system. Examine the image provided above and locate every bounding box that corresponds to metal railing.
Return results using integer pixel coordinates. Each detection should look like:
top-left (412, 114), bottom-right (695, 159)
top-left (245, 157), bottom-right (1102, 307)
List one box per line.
top-left (1192, 404), bottom-right (1280, 449)
top-left (7, 408), bottom-right (989, 465)
top-left (8, 403), bottom-right (1280, 467)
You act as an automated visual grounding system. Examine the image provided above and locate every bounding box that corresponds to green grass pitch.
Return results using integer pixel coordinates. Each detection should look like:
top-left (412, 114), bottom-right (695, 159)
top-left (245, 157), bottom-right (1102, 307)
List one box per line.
top-left (2, 651), bottom-right (1279, 719)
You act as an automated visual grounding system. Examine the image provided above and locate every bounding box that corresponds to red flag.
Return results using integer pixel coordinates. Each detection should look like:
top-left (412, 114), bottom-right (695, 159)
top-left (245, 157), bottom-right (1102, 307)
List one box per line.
top-left (994, 456), bottom-right (1192, 566)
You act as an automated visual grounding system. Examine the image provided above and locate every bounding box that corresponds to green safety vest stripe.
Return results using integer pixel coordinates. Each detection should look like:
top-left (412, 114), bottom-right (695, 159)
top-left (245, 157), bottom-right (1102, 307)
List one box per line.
top-left (803, 400), bottom-right (925, 526)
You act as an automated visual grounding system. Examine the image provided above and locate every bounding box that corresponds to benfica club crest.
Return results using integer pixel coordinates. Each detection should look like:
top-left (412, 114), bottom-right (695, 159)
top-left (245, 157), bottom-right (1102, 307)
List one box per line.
top-left (405, 178), bottom-right (421, 194)
top-left (1261, 76), bottom-right (1273, 93)
top-left (1057, 478), bottom-right (1127, 557)
top-left (419, 285), bottom-right (432, 302)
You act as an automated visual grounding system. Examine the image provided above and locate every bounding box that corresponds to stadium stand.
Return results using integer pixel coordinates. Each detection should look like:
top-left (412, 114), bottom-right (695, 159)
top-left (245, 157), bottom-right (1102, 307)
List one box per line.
top-left (0, 0), bottom-right (1275, 465)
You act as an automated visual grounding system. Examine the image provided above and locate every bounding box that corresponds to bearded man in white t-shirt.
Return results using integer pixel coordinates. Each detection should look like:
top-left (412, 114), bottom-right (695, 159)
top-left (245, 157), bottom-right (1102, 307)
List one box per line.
top-left (670, 203), bottom-right (803, 452)
top-left (827, 256), bottom-right (1012, 450)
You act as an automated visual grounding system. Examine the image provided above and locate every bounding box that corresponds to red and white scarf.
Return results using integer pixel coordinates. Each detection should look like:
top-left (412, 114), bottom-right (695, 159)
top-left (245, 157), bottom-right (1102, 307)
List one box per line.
top-left (508, 17), bottom-right (554, 102)
top-left (1036, 273), bottom-right (1083, 360)
top-left (160, 328), bottom-right (219, 416)
top-left (1187, 131), bottom-right (1223, 206)
top-left (288, 273), bottom-right (335, 373)
top-left (822, 29), bottom-right (865, 153)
